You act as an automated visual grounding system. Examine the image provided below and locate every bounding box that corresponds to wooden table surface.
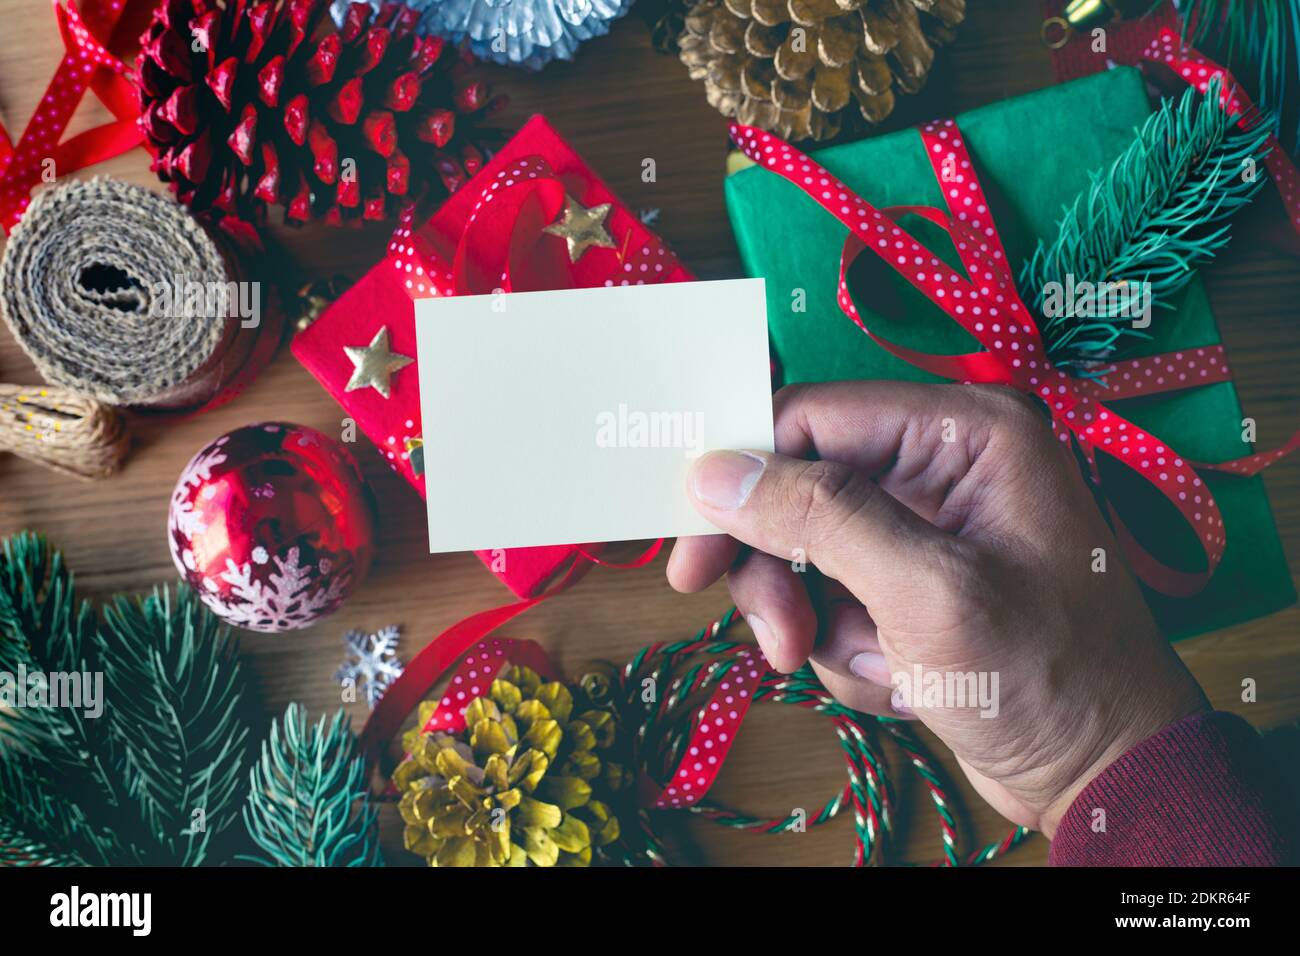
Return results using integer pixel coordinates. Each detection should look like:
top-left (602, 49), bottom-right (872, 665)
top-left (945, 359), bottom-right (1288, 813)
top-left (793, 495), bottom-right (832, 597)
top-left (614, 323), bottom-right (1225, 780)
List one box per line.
top-left (2, 1), bottom-right (1298, 867)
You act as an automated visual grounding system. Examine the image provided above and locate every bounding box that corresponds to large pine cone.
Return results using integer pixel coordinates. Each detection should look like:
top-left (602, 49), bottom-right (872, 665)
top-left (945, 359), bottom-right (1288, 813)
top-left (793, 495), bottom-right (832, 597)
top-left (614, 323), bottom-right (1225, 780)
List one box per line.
top-left (679, 0), bottom-right (965, 141)
top-left (394, 665), bottom-right (628, 867)
top-left (136, 0), bottom-right (504, 226)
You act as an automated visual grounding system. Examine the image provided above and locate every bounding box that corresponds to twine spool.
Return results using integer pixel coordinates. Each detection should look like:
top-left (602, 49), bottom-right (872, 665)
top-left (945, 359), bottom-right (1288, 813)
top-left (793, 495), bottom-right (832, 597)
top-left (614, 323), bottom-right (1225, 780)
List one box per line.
top-left (0, 178), bottom-right (273, 409)
top-left (0, 383), bottom-right (128, 480)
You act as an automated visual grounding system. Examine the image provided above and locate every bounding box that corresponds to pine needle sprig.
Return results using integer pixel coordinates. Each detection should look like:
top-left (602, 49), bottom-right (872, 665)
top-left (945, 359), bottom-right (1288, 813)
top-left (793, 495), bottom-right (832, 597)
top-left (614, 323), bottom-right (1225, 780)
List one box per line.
top-left (0, 756), bottom-right (115, 866)
top-left (242, 704), bottom-right (382, 867)
top-left (2, 535), bottom-right (380, 866)
top-left (0, 535), bottom-right (126, 865)
top-left (0, 533), bottom-right (99, 762)
top-left (1020, 79), bottom-right (1273, 374)
top-left (0, 533), bottom-right (254, 866)
top-left (1182, 0), bottom-right (1300, 150)
top-left (98, 588), bottom-right (251, 865)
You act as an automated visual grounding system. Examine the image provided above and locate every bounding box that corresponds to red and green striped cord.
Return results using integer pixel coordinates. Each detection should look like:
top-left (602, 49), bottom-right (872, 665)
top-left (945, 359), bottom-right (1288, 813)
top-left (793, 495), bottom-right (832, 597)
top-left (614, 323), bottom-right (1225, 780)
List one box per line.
top-left (619, 607), bottom-right (1030, 867)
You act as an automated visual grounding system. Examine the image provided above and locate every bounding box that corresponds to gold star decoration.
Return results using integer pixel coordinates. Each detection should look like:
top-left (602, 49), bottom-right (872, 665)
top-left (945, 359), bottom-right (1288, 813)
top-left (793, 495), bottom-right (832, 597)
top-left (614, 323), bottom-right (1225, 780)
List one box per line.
top-left (542, 195), bottom-right (616, 263)
top-left (344, 327), bottom-right (413, 399)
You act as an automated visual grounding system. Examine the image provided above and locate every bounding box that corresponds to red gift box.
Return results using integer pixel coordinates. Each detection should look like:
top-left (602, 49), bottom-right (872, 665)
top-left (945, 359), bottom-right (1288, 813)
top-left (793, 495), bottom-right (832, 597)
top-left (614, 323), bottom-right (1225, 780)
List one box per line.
top-left (292, 115), bottom-right (693, 598)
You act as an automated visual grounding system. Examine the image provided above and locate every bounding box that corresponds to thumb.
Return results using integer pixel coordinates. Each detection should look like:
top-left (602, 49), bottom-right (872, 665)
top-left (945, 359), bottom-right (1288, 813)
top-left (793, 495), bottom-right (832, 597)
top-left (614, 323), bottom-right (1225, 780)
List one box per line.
top-left (687, 449), bottom-right (952, 608)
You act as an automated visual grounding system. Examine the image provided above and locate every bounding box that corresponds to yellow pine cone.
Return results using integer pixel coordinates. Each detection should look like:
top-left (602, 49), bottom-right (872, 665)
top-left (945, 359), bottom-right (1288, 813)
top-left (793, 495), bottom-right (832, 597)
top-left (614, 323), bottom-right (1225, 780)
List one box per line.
top-left (394, 665), bottom-right (628, 866)
top-left (678, 0), bottom-right (965, 141)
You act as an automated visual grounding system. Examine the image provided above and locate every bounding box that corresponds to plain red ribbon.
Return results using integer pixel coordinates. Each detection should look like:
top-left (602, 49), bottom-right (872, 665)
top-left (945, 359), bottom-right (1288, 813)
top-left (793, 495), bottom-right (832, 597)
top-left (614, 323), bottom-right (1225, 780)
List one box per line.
top-left (0, 0), bottom-right (147, 233)
top-left (360, 540), bottom-right (663, 761)
top-left (728, 114), bottom-right (1297, 597)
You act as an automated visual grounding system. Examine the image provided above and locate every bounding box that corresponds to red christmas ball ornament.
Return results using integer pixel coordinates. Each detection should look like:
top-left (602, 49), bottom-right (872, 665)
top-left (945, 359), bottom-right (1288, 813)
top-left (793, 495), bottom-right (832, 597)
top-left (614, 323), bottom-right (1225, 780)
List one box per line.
top-left (168, 422), bottom-right (377, 633)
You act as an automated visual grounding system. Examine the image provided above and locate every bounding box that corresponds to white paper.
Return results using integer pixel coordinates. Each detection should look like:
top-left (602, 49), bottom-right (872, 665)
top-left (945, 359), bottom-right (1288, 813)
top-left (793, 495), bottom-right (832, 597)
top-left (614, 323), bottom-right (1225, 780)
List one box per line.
top-left (415, 278), bottom-right (773, 552)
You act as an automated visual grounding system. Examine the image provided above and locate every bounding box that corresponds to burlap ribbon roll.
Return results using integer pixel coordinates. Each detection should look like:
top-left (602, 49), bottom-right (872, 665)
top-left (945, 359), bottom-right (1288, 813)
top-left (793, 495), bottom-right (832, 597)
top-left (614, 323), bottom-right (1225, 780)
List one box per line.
top-left (0, 178), bottom-right (273, 409)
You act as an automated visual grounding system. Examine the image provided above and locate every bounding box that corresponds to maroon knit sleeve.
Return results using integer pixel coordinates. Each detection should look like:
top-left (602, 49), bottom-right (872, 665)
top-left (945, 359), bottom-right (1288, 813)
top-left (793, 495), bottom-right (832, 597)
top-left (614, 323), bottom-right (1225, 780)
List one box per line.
top-left (1049, 711), bottom-right (1293, 866)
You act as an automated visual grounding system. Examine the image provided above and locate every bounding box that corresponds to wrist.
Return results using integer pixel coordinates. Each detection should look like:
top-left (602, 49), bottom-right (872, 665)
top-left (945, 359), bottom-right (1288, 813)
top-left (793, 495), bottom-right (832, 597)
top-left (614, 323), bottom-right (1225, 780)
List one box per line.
top-left (1039, 692), bottom-right (1209, 839)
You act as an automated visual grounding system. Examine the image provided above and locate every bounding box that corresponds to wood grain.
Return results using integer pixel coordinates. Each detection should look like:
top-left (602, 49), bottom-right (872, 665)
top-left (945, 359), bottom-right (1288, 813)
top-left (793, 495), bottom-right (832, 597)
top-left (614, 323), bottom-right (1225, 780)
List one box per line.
top-left (2, 1), bottom-right (1298, 867)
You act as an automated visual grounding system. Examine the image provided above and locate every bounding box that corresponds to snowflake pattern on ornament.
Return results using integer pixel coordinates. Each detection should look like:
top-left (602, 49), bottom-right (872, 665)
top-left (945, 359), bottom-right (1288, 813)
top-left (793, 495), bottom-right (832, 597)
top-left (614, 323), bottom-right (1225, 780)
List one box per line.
top-left (200, 546), bottom-right (352, 633)
top-left (168, 437), bottom-right (230, 538)
top-left (333, 625), bottom-right (404, 709)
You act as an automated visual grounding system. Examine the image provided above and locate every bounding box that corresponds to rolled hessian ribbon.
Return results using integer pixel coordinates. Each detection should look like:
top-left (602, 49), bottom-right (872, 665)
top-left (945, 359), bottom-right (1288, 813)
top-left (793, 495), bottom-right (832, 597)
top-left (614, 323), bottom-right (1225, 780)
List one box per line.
top-left (726, 100), bottom-right (1298, 596)
top-left (0, 178), bottom-right (279, 411)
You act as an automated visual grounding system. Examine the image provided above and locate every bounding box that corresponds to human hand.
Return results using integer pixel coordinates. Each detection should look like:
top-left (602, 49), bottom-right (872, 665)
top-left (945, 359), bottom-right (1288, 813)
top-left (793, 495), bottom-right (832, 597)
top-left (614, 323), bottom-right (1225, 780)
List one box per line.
top-left (667, 380), bottom-right (1207, 836)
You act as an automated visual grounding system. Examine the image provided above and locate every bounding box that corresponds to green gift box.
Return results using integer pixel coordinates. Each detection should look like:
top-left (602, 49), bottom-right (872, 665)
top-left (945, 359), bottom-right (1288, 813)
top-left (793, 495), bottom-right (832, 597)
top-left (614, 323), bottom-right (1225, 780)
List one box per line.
top-left (725, 66), bottom-right (1294, 640)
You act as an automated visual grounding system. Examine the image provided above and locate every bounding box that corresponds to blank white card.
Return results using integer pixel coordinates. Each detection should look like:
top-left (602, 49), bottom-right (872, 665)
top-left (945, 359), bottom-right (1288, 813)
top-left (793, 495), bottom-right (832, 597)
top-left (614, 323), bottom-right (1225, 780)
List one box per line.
top-left (415, 278), bottom-right (774, 552)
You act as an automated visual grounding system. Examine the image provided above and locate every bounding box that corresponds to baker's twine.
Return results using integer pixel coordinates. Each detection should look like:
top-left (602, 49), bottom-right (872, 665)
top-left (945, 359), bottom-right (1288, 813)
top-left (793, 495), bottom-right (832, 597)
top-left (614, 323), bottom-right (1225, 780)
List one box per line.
top-left (0, 178), bottom-right (257, 409)
top-left (0, 382), bottom-right (128, 479)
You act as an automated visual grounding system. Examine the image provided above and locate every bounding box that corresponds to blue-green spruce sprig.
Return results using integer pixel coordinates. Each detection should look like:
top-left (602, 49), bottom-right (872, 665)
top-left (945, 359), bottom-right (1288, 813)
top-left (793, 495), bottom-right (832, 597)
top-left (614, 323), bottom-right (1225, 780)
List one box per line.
top-left (1181, 0), bottom-right (1300, 151)
top-left (1020, 79), bottom-right (1274, 377)
top-left (241, 703), bottom-right (383, 867)
top-left (0, 533), bottom-right (249, 866)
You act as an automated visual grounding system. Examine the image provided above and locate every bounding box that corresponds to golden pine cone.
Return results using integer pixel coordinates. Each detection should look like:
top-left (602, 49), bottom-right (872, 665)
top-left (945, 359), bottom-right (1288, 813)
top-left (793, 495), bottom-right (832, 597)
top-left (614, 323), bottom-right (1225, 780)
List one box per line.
top-left (678, 0), bottom-right (965, 141)
top-left (393, 665), bottom-right (627, 866)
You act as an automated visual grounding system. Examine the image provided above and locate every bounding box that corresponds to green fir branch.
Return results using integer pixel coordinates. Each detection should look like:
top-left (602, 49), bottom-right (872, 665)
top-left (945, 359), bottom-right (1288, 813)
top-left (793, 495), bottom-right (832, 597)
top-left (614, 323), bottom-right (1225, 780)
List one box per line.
top-left (242, 704), bottom-right (382, 867)
top-left (0, 533), bottom-right (253, 866)
top-left (1182, 0), bottom-right (1300, 149)
top-left (1020, 79), bottom-right (1273, 374)
top-left (98, 588), bottom-right (251, 865)
top-left (0, 533), bottom-right (99, 761)
top-left (0, 756), bottom-right (113, 866)
top-left (2, 534), bottom-right (378, 867)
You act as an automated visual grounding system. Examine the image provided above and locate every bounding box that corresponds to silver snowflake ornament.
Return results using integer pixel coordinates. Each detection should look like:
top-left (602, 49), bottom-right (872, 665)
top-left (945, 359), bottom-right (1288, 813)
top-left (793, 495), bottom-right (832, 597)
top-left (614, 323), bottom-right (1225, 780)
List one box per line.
top-left (332, 0), bottom-right (634, 70)
top-left (334, 625), bottom-right (405, 709)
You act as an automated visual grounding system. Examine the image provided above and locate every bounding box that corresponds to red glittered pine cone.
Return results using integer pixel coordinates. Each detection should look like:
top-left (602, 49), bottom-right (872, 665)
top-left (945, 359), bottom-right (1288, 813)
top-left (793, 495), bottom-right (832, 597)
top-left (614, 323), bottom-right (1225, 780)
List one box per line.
top-left (136, 0), bottom-right (507, 227)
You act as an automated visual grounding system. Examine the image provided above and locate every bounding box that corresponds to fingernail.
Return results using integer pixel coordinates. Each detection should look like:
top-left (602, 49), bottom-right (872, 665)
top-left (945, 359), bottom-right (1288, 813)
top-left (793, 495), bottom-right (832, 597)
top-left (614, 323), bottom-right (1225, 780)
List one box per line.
top-left (849, 652), bottom-right (891, 685)
top-left (747, 614), bottom-right (780, 664)
top-left (690, 451), bottom-right (766, 510)
top-left (890, 687), bottom-right (915, 717)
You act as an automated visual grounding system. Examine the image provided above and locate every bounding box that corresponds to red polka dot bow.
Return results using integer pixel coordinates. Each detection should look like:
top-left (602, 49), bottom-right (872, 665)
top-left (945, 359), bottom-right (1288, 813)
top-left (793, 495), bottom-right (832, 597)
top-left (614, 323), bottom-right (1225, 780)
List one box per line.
top-left (0, 1), bottom-right (145, 234)
top-left (388, 154), bottom-right (683, 300)
top-left (728, 119), bottom-right (1299, 597)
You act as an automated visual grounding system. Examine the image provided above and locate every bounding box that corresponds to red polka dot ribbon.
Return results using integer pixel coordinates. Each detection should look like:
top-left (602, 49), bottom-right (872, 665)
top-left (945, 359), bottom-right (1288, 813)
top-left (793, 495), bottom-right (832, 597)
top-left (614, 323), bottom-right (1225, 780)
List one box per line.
top-left (397, 626), bottom-right (768, 815)
top-left (418, 638), bottom-right (560, 736)
top-left (0, 1), bottom-right (146, 233)
top-left (641, 645), bottom-right (765, 810)
top-left (387, 154), bottom-right (682, 299)
top-left (1143, 28), bottom-right (1300, 240)
top-left (729, 119), bottom-right (1298, 597)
